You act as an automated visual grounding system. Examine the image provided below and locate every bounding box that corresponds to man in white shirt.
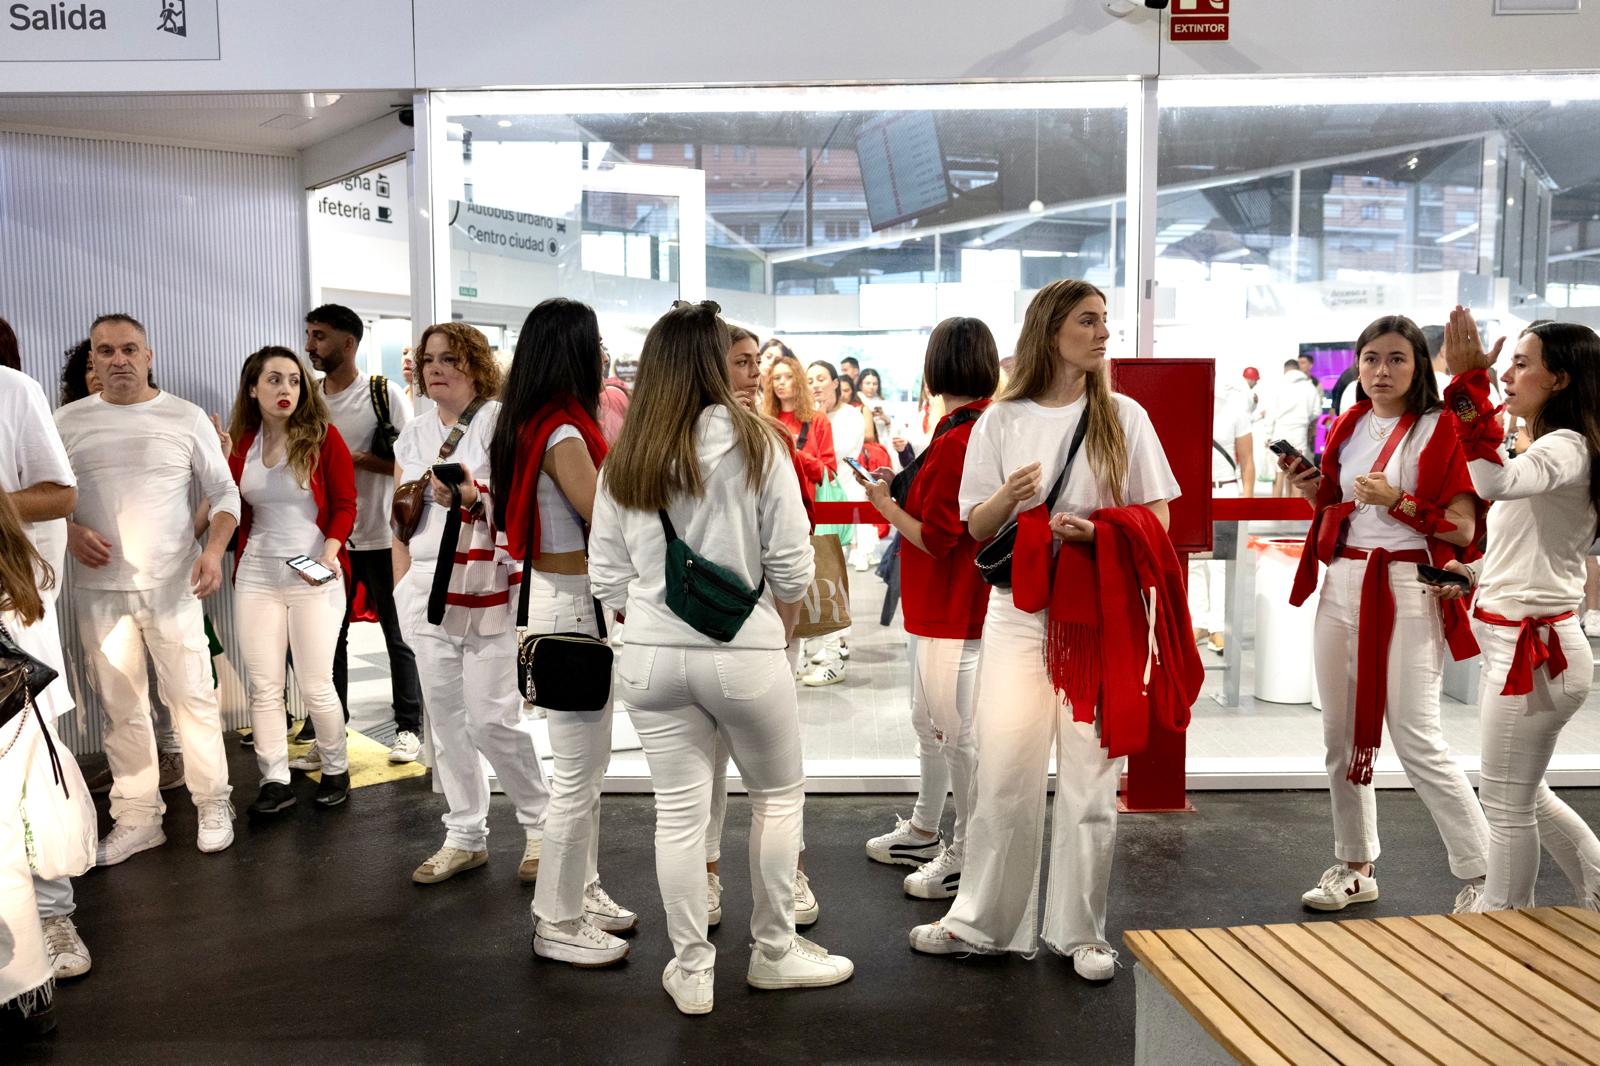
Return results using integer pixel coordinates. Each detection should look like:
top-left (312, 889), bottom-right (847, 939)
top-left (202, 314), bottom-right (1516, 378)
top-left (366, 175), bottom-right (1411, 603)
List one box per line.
top-left (305, 304), bottom-right (424, 764)
top-left (55, 314), bottom-right (241, 865)
top-left (1268, 358), bottom-right (1323, 496)
top-left (0, 365), bottom-right (93, 980)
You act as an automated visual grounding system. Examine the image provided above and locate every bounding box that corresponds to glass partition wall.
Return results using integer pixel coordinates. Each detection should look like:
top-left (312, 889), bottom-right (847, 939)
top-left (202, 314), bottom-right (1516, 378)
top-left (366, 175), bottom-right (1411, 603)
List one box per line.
top-left (422, 76), bottom-right (1600, 788)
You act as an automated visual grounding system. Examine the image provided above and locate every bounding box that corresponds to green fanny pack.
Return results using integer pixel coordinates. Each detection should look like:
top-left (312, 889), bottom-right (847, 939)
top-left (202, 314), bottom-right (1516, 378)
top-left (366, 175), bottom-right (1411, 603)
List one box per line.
top-left (658, 510), bottom-right (765, 643)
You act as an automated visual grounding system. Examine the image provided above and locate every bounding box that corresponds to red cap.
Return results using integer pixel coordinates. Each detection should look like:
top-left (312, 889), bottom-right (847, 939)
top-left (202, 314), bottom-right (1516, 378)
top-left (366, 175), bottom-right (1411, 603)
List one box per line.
top-left (1242, 366), bottom-right (1260, 382)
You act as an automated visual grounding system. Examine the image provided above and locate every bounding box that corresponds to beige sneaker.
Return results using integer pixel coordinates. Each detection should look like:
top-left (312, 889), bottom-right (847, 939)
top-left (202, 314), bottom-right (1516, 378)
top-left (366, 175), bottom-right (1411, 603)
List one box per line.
top-left (519, 837), bottom-right (542, 883)
top-left (41, 916), bottom-right (91, 979)
top-left (412, 846), bottom-right (488, 884)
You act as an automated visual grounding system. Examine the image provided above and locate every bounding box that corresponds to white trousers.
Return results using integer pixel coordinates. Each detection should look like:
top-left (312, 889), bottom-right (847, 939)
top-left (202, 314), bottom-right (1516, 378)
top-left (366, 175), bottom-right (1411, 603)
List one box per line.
top-left (915, 635), bottom-right (981, 855)
top-left (942, 597), bottom-right (1123, 955)
top-left (904, 634), bottom-right (950, 836)
top-left (622, 643), bottom-right (803, 974)
top-left (1313, 557), bottom-right (1489, 878)
top-left (73, 584), bottom-right (231, 825)
top-left (706, 642), bottom-right (805, 863)
top-left (398, 569), bottom-right (548, 852)
top-left (528, 570), bottom-right (606, 925)
top-left (1474, 616), bottom-right (1600, 909)
top-left (235, 556), bottom-right (349, 783)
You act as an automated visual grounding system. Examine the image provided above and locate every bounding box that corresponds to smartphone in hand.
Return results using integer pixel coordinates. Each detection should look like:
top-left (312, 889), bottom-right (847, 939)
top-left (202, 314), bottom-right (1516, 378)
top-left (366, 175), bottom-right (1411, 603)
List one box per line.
top-left (1269, 438), bottom-right (1321, 479)
top-left (286, 555), bottom-right (337, 585)
top-left (1416, 563), bottom-right (1471, 592)
top-left (842, 455), bottom-right (877, 482)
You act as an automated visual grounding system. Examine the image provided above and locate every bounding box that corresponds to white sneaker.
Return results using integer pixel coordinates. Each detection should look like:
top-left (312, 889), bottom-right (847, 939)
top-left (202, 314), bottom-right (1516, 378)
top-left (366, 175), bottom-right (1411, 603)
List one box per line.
top-left (41, 916), bottom-right (91, 979)
top-left (388, 730), bottom-right (421, 764)
top-left (866, 814), bottom-right (943, 867)
top-left (1072, 945), bottom-right (1118, 982)
top-left (1301, 864), bottom-right (1379, 912)
top-left (533, 916), bottom-right (628, 967)
top-left (412, 845), bottom-right (488, 884)
top-left (747, 935), bottom-right (854, 989)
top-left (838, 641), bottom-right (851, 660)
top-left (801, 660), bottom-right (845, 687)
top-left (794, 869), bottom-right (819, 927)
top-left (584, 880), bottom-right (638, 933)
top-left (663, 960), bottom-right (714, 1015)
top-left (904, 846), bottom-right (962, 900)
top-left (1453, 882), bottom-right (1485, 914)
top-left (96, 822), bottom-right (165, 867)
top-left (196, 800), bottom-right (235, 853)
top-left (809, 647), bottom-right (829, 665)
top-left (287, 747), bottom-right (322, 772)
top-left (909, 919), bottom-right (995, 955)
top-left (707, 872), bottom-right (723, 928)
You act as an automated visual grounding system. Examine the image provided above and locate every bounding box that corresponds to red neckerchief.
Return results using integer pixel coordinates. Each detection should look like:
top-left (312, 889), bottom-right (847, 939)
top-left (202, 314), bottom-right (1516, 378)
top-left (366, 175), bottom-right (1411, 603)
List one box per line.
top-left (503, 397), bottom-right (607, 560)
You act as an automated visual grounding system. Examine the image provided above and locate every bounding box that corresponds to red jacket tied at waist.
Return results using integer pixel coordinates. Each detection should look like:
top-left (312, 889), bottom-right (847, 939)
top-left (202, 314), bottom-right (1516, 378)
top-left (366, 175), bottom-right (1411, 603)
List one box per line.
top-left (1474, 606), bottom-right (1575, 696)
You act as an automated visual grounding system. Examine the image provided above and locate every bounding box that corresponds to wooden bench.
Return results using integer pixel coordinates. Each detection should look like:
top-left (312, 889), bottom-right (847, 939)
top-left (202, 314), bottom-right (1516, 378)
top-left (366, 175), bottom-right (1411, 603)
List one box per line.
top-left (1125, 906), bottom-right (1600, 1065)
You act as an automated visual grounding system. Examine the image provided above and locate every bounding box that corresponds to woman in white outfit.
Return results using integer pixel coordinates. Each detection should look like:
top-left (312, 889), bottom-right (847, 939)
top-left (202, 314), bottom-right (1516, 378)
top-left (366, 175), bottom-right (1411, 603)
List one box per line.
top-left (590, 301), bottom-right (853, 1015)
top-left (489, 298), bottom-right (636, 967)
top-left (1278, 316), bottom-right (1490, 914)
top-left (910, 280), bottom-right (1178, 982)
top-left (1430, 309), bottom-right (1600, 911)
top-left (393, 323), bottom-right (551, 888)
top-left (800, 359), bottom-right (863, 685)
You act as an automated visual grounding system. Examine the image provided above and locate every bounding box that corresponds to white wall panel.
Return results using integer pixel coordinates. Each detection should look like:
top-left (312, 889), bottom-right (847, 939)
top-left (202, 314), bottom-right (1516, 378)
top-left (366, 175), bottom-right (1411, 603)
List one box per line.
top-left (0, 130), bottom-right (309, 752)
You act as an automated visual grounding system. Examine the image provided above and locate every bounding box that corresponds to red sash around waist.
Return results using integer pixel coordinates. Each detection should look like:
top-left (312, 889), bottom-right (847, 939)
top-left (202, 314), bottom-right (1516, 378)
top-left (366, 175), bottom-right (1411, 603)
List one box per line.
top-left (1473, 606), bottom-right (1576, 696)
top-left (1334, 545), bottom-right (1432, 786)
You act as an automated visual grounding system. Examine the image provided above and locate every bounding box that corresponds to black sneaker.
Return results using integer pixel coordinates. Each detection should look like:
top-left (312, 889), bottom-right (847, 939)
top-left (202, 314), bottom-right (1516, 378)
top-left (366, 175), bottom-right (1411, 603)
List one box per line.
top-left (0, 990), bottom-right (56, 1040)
top-left (237, 730), bottom-right (254, 749)
top-left (295, 720), bottom-right (317, 743)
top-left (249, 781), bottom-right (296, 816)
top-left (314, 772), bottom-right (350, 808)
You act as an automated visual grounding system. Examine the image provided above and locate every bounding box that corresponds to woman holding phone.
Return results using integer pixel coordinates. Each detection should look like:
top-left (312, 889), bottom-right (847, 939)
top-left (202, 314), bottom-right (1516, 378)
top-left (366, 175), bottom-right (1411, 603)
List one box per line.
top-left (1429, 310), bottom-right (1600, 911)
top-left (225, 346), bottom-right (356, 812)
top-left (1279, 315), bottom-right (1489, 914)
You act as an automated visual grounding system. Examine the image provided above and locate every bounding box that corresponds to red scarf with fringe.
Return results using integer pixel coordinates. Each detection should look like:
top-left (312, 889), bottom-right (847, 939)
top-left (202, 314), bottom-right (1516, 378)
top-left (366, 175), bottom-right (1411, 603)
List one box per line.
top-left (1046, 506), bottom-right (1203, 760)
top-left (502, 398), bottom-right (608, 561)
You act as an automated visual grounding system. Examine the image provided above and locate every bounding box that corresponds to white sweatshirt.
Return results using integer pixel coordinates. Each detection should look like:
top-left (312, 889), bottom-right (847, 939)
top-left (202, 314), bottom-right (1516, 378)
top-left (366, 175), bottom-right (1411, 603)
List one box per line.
top-left (1467, 429), bottom-right (1594, 618)
top-left (589, 405), bottom-right (814, 650)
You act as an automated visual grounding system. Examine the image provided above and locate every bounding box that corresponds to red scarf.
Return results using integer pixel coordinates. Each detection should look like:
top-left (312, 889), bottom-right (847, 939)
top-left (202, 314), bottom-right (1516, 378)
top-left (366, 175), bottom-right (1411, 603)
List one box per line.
top-left (502, 398), bottom-right (608, 560)
top-left (1046, 506), bottom-right (1203, 760)
top-left (1474, 607), bottom-right (1575, 696)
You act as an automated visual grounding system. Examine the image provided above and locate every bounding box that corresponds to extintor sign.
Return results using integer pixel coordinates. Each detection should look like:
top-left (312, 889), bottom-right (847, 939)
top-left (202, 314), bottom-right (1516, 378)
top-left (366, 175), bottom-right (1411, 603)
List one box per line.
top-left (1, 0), bottom-right (219, 62)
top-left (1169, 0), bottom-right (1230, 41)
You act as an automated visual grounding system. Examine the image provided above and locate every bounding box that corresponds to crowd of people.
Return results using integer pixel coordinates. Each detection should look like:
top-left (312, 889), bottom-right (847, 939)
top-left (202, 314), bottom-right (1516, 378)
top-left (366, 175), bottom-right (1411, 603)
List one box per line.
top-left (1, 283), bottom-right (1598, 1031)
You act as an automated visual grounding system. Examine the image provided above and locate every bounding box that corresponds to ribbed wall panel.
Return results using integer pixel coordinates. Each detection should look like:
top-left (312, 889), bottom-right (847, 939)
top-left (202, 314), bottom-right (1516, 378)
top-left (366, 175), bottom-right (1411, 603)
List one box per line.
top-left (0, 131), bottom-right (309, 754)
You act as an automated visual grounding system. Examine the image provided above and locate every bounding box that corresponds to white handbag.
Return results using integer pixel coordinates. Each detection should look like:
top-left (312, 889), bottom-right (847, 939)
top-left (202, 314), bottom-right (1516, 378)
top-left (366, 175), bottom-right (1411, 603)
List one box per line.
top-left (14, 699), bottom-right (97, 880)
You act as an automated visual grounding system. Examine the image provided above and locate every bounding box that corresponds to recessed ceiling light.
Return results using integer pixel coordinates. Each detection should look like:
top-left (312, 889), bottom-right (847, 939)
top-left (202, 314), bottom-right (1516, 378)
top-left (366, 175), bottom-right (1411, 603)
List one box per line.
top-left (497, 120), bottom-right (512, 128)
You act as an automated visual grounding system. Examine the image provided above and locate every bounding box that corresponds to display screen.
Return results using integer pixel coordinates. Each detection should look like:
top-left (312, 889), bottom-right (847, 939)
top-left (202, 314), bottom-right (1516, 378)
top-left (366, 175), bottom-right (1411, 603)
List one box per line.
top-left (856, 112), bottom-right (951, 231)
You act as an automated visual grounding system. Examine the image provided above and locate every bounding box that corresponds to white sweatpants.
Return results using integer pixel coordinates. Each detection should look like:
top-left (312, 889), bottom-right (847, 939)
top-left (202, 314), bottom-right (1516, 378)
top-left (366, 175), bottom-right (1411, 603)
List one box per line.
top-left (398, 568), bottom-right (548, 852)
top-left (942, 596), bottom-right (1123, 955)
top-left (1474, 615), bottom-right (1600, 909)
top-left (234, 556), bottom-right (349, 784)
top-left (528, 570), bottom-right (606, 925)
top-left (1313, 557), bottom-right (1489, 878)
top-left (621, 643), bottom-right (804, 974)
top-left (73, 583), bottom-right (231, 826)
top-left (916, 635), bottom-right (981, 856)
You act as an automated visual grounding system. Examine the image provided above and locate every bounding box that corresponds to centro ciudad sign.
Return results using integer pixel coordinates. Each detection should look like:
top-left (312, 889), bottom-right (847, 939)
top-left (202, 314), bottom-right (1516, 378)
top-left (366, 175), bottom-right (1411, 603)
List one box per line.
top-left (1, 0), bottom-right (218, 61)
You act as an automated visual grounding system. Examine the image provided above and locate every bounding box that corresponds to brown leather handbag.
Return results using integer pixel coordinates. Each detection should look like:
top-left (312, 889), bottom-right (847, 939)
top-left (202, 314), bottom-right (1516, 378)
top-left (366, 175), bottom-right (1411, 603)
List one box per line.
top-left (389, 398), bottom-right (484, 545)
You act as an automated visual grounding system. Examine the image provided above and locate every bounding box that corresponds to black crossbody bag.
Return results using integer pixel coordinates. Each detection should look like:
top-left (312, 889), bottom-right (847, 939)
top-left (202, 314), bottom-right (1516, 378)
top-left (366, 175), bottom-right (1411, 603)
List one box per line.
top-left (514, 476), bottom-right (613, 713)
top-left (974, 411), bottom-right (1089, 589)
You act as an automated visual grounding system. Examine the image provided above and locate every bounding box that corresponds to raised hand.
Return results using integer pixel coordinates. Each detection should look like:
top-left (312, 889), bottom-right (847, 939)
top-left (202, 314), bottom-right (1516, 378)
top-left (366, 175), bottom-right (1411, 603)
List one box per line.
top-left (1443, 305), bottom-right (1504, 377)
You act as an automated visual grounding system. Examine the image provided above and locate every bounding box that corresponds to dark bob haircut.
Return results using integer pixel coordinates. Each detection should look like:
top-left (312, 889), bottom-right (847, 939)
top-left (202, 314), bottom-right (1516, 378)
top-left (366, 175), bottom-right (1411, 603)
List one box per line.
top-left (923, 316), bottom-right (1000, 399)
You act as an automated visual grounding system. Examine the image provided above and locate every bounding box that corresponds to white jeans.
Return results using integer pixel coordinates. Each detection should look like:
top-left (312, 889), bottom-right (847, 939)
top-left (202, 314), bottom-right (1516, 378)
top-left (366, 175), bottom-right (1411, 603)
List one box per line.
top-left (915, 635), bottom-right (981, 855)
top-left (398, 568), bottom-right (548, 852)
top-left (235, 556), bottom-right (349, 783)
top-left (1474, 616), bottom-right (1600, 909)
top-left (1313, 557), bottom-right (1489, 878)
top-left (621, 643), bottom-right (804, 974)
top-left (706, 642), bottom-right (805, 863)
top-left (942, 597), bottom-right (1122, 955)
top-left (903, 634), bottom-right (950, 836)
top-left (527, 570), bottom-right (606, 924)
top-left (73, 583), bottom-right (231, 825)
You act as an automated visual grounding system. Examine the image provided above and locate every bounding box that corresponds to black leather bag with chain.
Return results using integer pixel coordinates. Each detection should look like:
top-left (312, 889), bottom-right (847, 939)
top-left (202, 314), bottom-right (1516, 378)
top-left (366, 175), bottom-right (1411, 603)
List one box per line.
top-left (974, 410), bottom-right (1089, 589)
top-left (0, 621), bottom-right (57, 730)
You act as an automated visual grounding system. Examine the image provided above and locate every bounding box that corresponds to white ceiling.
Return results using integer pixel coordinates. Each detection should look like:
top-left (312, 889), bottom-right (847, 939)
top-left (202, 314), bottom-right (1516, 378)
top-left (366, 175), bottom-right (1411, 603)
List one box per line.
top-left (0, 91), bottom-right (409, 153)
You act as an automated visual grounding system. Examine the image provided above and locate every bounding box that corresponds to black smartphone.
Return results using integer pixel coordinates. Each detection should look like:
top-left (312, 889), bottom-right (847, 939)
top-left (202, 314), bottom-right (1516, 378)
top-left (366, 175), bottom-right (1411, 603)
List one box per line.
top-left (431, 462), bottom-right (466, 485)
top-left (842, 455), bottom-right (875, 482)
top-left (1416, 563), bottom-right (1471, 592)
top-left (1269, 438), bottom-right (1321, 478)
top-left (286, 555), bottom-right (337, 585)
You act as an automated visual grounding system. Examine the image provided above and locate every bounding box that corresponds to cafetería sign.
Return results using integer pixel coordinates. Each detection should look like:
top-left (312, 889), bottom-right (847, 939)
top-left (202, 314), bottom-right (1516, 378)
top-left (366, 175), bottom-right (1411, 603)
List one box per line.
top-left (1, 0), bottom-right (219, 61)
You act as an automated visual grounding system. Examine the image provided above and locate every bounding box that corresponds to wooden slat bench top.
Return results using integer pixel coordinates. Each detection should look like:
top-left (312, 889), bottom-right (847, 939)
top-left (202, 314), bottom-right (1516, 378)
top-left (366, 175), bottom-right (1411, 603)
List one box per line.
top-left (1126, 906), bottom-right (1600, 1066)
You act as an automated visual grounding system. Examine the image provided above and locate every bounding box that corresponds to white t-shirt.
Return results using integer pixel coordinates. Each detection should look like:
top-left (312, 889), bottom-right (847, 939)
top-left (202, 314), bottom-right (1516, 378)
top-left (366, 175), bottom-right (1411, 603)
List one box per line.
top-left (535, 425), bottom-right (587, 554)
top-left (394, 400), bottom-right (499, 572)
top-left (0, 367), bottom-right (76, 577)
top-left (1471, 430), bottom-right (1595, 618)
top-left (1337, 410), bottom-right (1435, 553)
top-left (1211, 390), bottom-right (1252, 484)
top-left (828, 404), bottom-right (867, 501)
top-left (54, 391), bottom-right (241, 591)
top-left (322, 374), bottom-right (412, 552)
top-left (959, 394), bottom-right (1181, 524)
top-left (239, 435), bottom-right (323, 559)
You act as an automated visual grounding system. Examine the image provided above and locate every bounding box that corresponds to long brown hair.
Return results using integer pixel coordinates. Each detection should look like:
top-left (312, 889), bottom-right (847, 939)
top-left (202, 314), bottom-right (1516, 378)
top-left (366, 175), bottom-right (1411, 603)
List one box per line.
top-left (604, 302), bottom-right (783, 510)
top-left (760, 352), bottom-right (813, 424)
top-left (227, 346), bottom-right (331, 490)
top-left (1523, 321), bottom-right (1600, 535)
top-left (0, 491), bottom-right (50, 626)
top-left (1001, 279), bottom-right (1129, 505)
top-left (1352, 315), bottom-right (1439, 415)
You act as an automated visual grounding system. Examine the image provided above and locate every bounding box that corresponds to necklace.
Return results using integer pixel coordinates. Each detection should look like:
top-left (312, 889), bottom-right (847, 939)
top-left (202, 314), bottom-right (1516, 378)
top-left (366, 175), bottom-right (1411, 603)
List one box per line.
top-left (1365, 413), bottom-right (1400, 443)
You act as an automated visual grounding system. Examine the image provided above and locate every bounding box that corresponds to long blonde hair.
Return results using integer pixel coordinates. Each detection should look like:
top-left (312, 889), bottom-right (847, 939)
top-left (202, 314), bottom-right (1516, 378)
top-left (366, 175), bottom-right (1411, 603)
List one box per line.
top-left (1002, 279), bottom-right (1128, 505)
top-left (227, 346), bottom-right (331, 490)
top-left (605, 303), bottom-right (784, 510)
top-left (759, 353), bottom-right (813, 424)
top-left (0, 491), bottom-right (50, 626)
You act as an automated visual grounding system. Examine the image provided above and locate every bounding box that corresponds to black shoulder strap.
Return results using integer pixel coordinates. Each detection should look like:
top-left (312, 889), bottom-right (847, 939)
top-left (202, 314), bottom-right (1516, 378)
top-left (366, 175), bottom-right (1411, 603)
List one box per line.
top-left (1043, 409), bottom-right (1091, 511)
top-left (370, 375), bottom-right (391, 424)
top-left (1211, 439), bottom-right (1237, 471)
top-left (796, 421), bottom-right (810, 449)
top-left (658, 509), bottom-right (678, 542)
top-left (889, 404), bottom-right (984, 506)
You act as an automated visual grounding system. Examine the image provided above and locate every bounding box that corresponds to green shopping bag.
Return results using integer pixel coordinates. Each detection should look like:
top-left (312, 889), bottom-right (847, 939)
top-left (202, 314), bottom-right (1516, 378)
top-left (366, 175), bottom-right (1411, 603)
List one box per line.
top-left (815, 472), bottom-right (855, 548)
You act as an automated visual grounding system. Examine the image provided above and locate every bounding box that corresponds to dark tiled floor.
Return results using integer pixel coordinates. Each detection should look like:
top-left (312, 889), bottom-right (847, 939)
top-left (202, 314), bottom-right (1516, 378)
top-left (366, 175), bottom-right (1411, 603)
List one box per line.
top-left (17, 742), bottom-right (1600, 1065)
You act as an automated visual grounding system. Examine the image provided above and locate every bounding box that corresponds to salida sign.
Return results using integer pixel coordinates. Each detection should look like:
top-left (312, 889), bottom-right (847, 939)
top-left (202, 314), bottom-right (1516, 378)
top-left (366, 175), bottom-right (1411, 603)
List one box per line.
top-left (1, 0), bottom-right (217, 61)
top-left (1169, 0), bottom-right (1230, 41)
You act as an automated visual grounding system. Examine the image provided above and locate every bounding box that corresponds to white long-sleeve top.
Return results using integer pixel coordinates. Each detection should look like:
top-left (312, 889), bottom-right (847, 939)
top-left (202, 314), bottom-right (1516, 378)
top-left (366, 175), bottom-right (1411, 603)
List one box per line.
top-left (1467, 429), bottom-right (1594, 618)
top-left (588, 405), bottom-right (814, 650)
